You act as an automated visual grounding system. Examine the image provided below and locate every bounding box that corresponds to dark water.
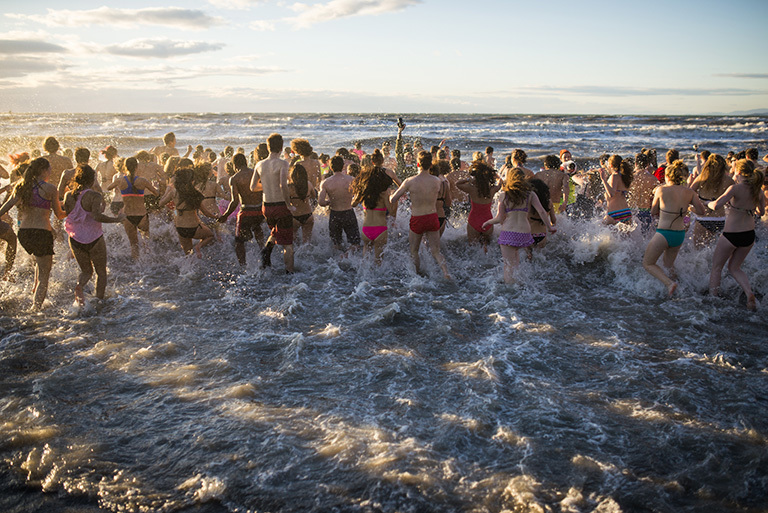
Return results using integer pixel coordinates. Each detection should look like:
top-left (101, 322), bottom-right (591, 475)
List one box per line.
top-left (1, 114), bottom-right (767, 512)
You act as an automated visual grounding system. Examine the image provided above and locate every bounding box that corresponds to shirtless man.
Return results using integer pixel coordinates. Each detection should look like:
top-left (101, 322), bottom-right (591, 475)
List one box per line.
top-left (96, 146), bottom-right (120, 209)
top-left (628, 152), bottom-right (660, 234)
top-left (42, 136), bottom-right (73, 191)
top-left (318, 156), bottom-right (360, 251)
top-left (390, 151), bottom-right (451, 279)
top-left (150, 132), bottom-right (182, 159)
top-left (536, 155), bottom-right (570, 214)
top-left (219, 153), bottom-right (264, 266)
top-left (250, 133), bottom-right (294, 272)
top-left (58, 147), bottom-right (102, 199)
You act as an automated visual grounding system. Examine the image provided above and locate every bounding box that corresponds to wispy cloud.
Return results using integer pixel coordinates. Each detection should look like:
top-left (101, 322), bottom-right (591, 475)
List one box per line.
top-left (105, 39), bottom-right (225, 59)
top-left (285, 0), bottom-right (422, 28)
top-left (6, 7), bottom-right (223, 30)
top-left (0, 39), bottom-right (68, 54)
top-left (0, 56), bottom-right (69, 78)
top-left (713, 73), bottom-right (768, 79)
top-left (207, 0), bottom-right (267, 9)
top-left (516, 85), bottom-right (761, 97)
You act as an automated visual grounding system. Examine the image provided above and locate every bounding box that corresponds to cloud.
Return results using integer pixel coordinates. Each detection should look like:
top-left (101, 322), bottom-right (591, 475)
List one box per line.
top-left (0, 56), bottom-right (68, 78)
top-left (713, 73), bottom-right (768, 79)
top-left (286, 0), bottom-right (422, 28)
top-left (6, 7), bottom-right (223, 30)
top-left (105, 39), bottom-right (225, 58)
top-left (515, 85), bottom-right (761, 97)
top-left (0, 39), bottom-right (68, 54)
top-left (207, 0), bottom-right (267, 9)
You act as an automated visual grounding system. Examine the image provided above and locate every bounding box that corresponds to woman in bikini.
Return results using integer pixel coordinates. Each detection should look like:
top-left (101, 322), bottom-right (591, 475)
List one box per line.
top-left (482, 168), bottom-right (555, 284)
top-left (351, 164), bottom-right (394, 264)
top-left (642, 160), bottom-right (705, 297)
top-left (600, 155), bottom-right (633, 225)
top-left (63, 165), bottom-right (125, 304)
top-left (107, 157), bottom-right (158, 260)
top-left (708, 159), bottom-right (766, 310)
top-left (690, 154), bottom-right (733, 248)
top-left (458, 160), bottom-right (501, 250)
top-left (159, 166), bottom-right (216, 258)
top-left (195, 161), bottom-right (225, 242)
top-left (430, 158), bottom-right (452, 237)
top-left (527, 177), bottom-right (556, 253)
top-left (0, 157), bottom-right (66, 309)
top-left (288, 163), bottom-right (317, 244)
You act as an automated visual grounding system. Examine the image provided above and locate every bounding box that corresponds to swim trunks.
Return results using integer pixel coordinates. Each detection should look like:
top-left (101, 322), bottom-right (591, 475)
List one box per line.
top-left (235, 207), bottom-right (264, 243)
top-left (329, 209), bottom-right (360, 246)
top-left (70, 235), bottom-right (103, 253)
top-left (18, 228), bottom-right (54, 256)
top-left (696, 216), bottom-right (726, 234)
top-left (362, 225), bottom-right (387, 242)
top-left (263, 202), bottom-right (294, 246)
top-left (409, 213), bottom-right (440, 235)
top-left (498, 230), bottom-right (534, 247)
top-left (723, 230), bottom-right (755, 248)
top-left (656, 228), bottom-right (685, 248)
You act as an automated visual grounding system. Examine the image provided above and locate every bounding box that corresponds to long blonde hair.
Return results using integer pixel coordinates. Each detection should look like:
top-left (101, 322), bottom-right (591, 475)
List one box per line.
top-left (734, 159), bottom-right (764, 205)
top-left (503, 167), bottom-right (531, 207)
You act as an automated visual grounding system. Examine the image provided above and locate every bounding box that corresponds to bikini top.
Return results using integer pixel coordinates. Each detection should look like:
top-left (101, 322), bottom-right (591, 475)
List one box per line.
top-left (726, 201), bottom-right (755, 216)
top-left (504, 198), bottom-right (528, 213)
top-left (660, 207), bottom-right (685, 223)
top-left (29, 182), bottom-right (52, 210)
top-left (121, 175), bottom-right (144, 197)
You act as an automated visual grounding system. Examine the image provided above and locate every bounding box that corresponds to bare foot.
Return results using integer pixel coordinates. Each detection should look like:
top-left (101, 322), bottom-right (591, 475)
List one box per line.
top-left (667, 282), bottom-right (678, 297)
top-left (747, 294), bottom-right (757, 311)
top-left (75, 284), bottom-right (85, 306)
top-left (194, 243), bottom-right (202, 259)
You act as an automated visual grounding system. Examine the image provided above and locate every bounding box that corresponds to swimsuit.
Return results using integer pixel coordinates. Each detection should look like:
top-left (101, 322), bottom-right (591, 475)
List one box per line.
top-left (467, 201), bottom-right (493, 233)
top-left (409, 213), bottom-right (440, 235)
top-left (695, 216), bottom-right (725, 234)
top-left (65, 189), bottom-right (103, 247)
top-left (126, 214), bottom-right (147, 227)
top-left (532, 233), bottom-right (546, 245)
top-left (362, 225), bottom-right (387, 241)
top-left (17, 228), bottom-right (54, 256)
top-left (29, 182), bottom-right (52, 210)
top-left (70, 236), bottom-right (103, 253)
top-left (636, 208), bottom-right (653, 233)
top-left (176, 225), bottom-right (201, 239)
top-left (120, 176), bottom-right (144, 197)
top-left (607, 208), bottom-right (632, 223)
top-left (235, 205), bottom-right (264, 243)
top-left (328, 209), bottom-right (360, 246)
top-left (262, 201), bottom-right (294, 246)
top-left (723, 230), bottom-right (755, 248)
top-left (293, 213), bottom-right (312, 225)
top-left (498, 230), bottom-right (534, 247)
top-left (110, 201), bottom-right (124, 215)
top-left (656, 228), bottom-right (686, 248)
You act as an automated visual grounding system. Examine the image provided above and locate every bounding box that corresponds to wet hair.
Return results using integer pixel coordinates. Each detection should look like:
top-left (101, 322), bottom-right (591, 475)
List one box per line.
top-left (290, 163), bottom-right (309, 200)
top-left (224, 146), bottom-right (234, 157)
top-left (43, 136), bottom-right (59, 153)
top-left (700, 150), bottom-right (711, 161)
top-left (174, 167), bottom-right (203, 209)
top-left (735, 150), bottom-right (746, 161)
top-left (431, 159), bottom-right (451, 177)
top-left (698, 154), bottom-right (726, 190)
top-left (124, 157), bottom-right (138, 179)
top-left (351, 166), bottom-right (393, 209)
top-left (503, 168), bottom-right (531, 207)
top-left (450, 157), bottom-right (461, 172)
top-left (666, 149), bottom-right (679, 164)
top-left (164, 156), bottom-right (180, 178)
top-left (267, 133), bottom-right (283, 153)
top-left (529, 178), bottom-right (551, 212)
top-left (543, 155), bottom-right (560, 170)
top-left (486, 146), bottom-right (494, 154)
top-left (336, 148), bottom-right (350, 159)
top-left (437, 150), bottom-right (447, 160)
top-left (472, 151), bottom-right (484, 162)
top-left (256, 143), bottom-right (269, 161)
top-left (608, 154), bottom-right (623, 170)
top-left (418, 151), bottom-right (432, 171)
top-left (469, 160), bottom-right (497, 199)
top-left (330, 156), bottom-right (344, 173)
top-left (599, 153), bottom-right (610, 165)
top-left (512, 149), bottom-right (527, 164)
top-left (665, 160), bottom-right (689, 185)
top-left (74, 147), bottom-right (90, 165)
top-left (370, 149), bottom-right (384, 167)
top-left (193, 162), bottom-right (213, 185)
top-left (163, 132), bottom-right (176, 145)
top-left (9, 152), bottom-right (30, 167)
top-left (734, 159), bottom-right (764, 205)
top-left (232, 153), bottom-right (247, 169)
top-left (70, 164), bottom-right (96, 199)
top-left (14, 157), bottom-right (51, 206)
top-left (451, 149), bottom-right (461, 159)
top-left (746, 148), bottom-right (758, 160)
top-left (291, 138), bottom-right (313, 157)
top-left (135, 150), bottom-right (152, 163)
top-left (634, 152), bottom-right (649, 170)
top-left (348, 163), bottom-right (360, 178)
top-left (619, 161), bottom-right (634, 188)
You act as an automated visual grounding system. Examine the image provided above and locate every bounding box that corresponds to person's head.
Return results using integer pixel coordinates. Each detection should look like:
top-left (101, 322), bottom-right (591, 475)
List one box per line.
top-left (599, 153), bottom-right (610, 167)
top-left (733, 159), bottom-right (764, 205)
top-left (43, 136), bottom-right (60, 154)
top-left (559, 149), bottom-right (571, 162)
top-left (135, 150), bottom-right (152, 163)
top-left (451, 149), bottom-right (461, 160)
top-left (290, 163), bottom-right (309, 199)
top-left (124, 157), bottom-right (138, 178)
top-left (74, 147), bottom-right (90, 165)
top-left (9, 152), bottom-right (30, 168)
top-left (543, 155), bottom-right (560, 170)
top-left (224, 146), bottom-right (234, 158)
top-left (256, 143), bottom-right (269, 161)
top-left (370, 149), bottom-right (384, 167)
top-left (418, 151), bottom-right (432, 171)
top-left (101, 145), bottom-right (118, 160)
top-left (503, 167), bottom-right (531, 206)
top-left (330, 155), bottom-right (344, 173)
top-left (469, 160), bottom-right (497, 198)
top-left (698, 154), bottom-right (726, 188)
top-left (291, 138), bottom-right (313, 158)
top-left (618, 161), bottom-right (634, 188)
top-left (699, 149), bottom-right (711, 162)
top-left (163, 132), bottom-right (176, 146)
top-left (607, 154), bottom-right (622, 171)
top-left (437, 149), bottom-right (447, 161)
top-left (193, 162), bottom-right (213, 184)
top-left (267, 133), bottom-right (283, 153)
top-left (70, 164), bottom-right (96, 196)
top-left (232, 152), bottom-right (247, 170)
top-left (431, 159), bottom-right (451, 178)
top-left (485, 146), bottom-right (494, 156)
top-left (336, 147), bottom-right (350, 159)
top-left (164, 156), bottom-right (180, 178)
top-left (15, 157), bottom-right (51, 205)
top-left (634, 152), bottom-right (649, 171)
top-left (665, 159), bottom-right (688, 185)
top-left (430, 145), bottom-right (440, 156)
top-left (348, 163), bottom-right (360, 177)
top-left (354, 141), bottom-right (362, 150)
top-left (745, 148), bottom-right (758, 161)
top-left (563, 160), bottom-right (577, 175)
top-left (665, 148), bottom-right (679, 165)
top-left (351, 165), bottom-right (393, 209)
top-left (512, 149), bottom-right (527, 165)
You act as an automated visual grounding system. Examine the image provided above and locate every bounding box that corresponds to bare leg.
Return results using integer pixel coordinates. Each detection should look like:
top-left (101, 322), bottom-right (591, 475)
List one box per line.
top-left (33, 255), bottom-right (53, 310)
top-left (282, 244), bottom-right (294, 273)
top-left (122, 220), bottom-right (140, 260)
top-left (643, 233), bottom-right (676, 296)
top-left (425, 230), bottom-right (450, 279)
top-left (235, 241), bottom-right (246, 266)
top-left (708, 235), bottom-right (736, 296)
top-left (727, 245), bottom-right (756, 309)
top-left (70, 241), bottom-right (94, 305)
top-left (408, 230), bottom-right (423, 273)
top-left (499, 244), bottom-right (519, 284)
top-left (0, 221), bottom-right (16, 280)
top-left (90, 238), bottom-right (109, 300)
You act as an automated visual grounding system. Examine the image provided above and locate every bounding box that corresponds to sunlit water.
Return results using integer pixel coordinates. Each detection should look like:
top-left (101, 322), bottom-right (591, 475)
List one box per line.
top-left (1, 114), bottom-right (767, 512)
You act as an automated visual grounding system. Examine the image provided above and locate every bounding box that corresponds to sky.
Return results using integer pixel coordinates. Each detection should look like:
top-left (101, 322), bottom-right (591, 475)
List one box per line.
top-left (1, 0), bottom-right (767, 114)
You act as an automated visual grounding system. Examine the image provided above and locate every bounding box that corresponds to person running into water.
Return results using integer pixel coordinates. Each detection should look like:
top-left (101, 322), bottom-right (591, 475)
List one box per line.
top-left (707, 159), bottom-right (766, 310)
top-left (288, 162), bottom-right (316, 245)
top-left (536, 155), bottom-right (570, 214)
top-left (318, 156), bottom-right (361, 253)
top-left (0, 157), bottom-right (66, 309)
top-left (63, 165), bottom-right (125, 304)
top-left (457, 160), bottom-right (501, 250)
top-left (351, 163), bottom-right (394, 264)
top-left (160, 166), bottom-right (216, 258)
top-left (107, 157), bottom-right (158, 260)
top-left (219, 153), bottom-right (265, 266)
top-left (600, 155), bottom-right (634, 226)
top-left (390, 151), bottom-right (451, 279)
top-left (250, 133), bottom-right (295, 272)
top-left (628, 152), bottom-right (659, 235)
top-left (642, 160), bottom-right (705, 296)
top-left (690, 154), bottom-right (733, 248)
top-left (483, 168), bottom-right (555, 284)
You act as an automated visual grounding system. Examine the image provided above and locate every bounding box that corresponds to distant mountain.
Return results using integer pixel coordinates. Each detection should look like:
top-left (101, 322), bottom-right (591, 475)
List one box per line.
top-left (724, 108), bottom-right (768, 116)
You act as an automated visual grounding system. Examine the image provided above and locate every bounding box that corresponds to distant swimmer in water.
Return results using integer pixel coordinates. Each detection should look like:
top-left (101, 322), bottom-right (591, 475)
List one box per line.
top-left (707, 159), bottom-right (766, 310)
top-left (642, 160), bottom-right (704, 297)
top-left (351, 162), bottom-right (394, 264)
top-left (483, 168), bottom-right (555, 284)
top-left (318, 156), bottom-right (360, 254)
top-left (690, 154), bottom-right (733, 248)
top-left (63, 164), bottom-right (125, 304)
top-left (287, 162), bottom-right (316, 245)
top-left (600, 155), bottom-right (633, 226)
top-left (390, 151), bottom-right (451, 280)
top-left (160, 166), bottom-right (216, 258)
top-left (107, 157), bottom-right (158, 260)
top-left (219, 153), bottom-right (265, 266)
top-left (0, 157), bottom-right (66, 309)
top-left (457, 160), bottom-right (501, 251)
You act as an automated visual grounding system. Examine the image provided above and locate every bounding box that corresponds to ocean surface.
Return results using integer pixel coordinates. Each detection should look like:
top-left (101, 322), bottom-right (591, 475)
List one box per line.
top-left (0, 113), bottom-right (767, 513)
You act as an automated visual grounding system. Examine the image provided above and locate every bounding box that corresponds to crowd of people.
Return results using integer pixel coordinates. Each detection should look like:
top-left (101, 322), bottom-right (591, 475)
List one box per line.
top-left (0, 125), bottom-right (766, 311)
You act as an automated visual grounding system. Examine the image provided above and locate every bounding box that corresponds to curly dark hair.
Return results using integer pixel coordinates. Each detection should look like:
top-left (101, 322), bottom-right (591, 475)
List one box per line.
top-left (351, 166), bottom-right (393, 209)
top-left (469, 160), bottom-right (497, 199)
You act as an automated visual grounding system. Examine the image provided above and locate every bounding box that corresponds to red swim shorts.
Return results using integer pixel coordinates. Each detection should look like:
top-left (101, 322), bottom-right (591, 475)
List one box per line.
top-left (409, 213), bottom-right (440, 235)
top-left (262, 202), bottom-right (293, 246)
